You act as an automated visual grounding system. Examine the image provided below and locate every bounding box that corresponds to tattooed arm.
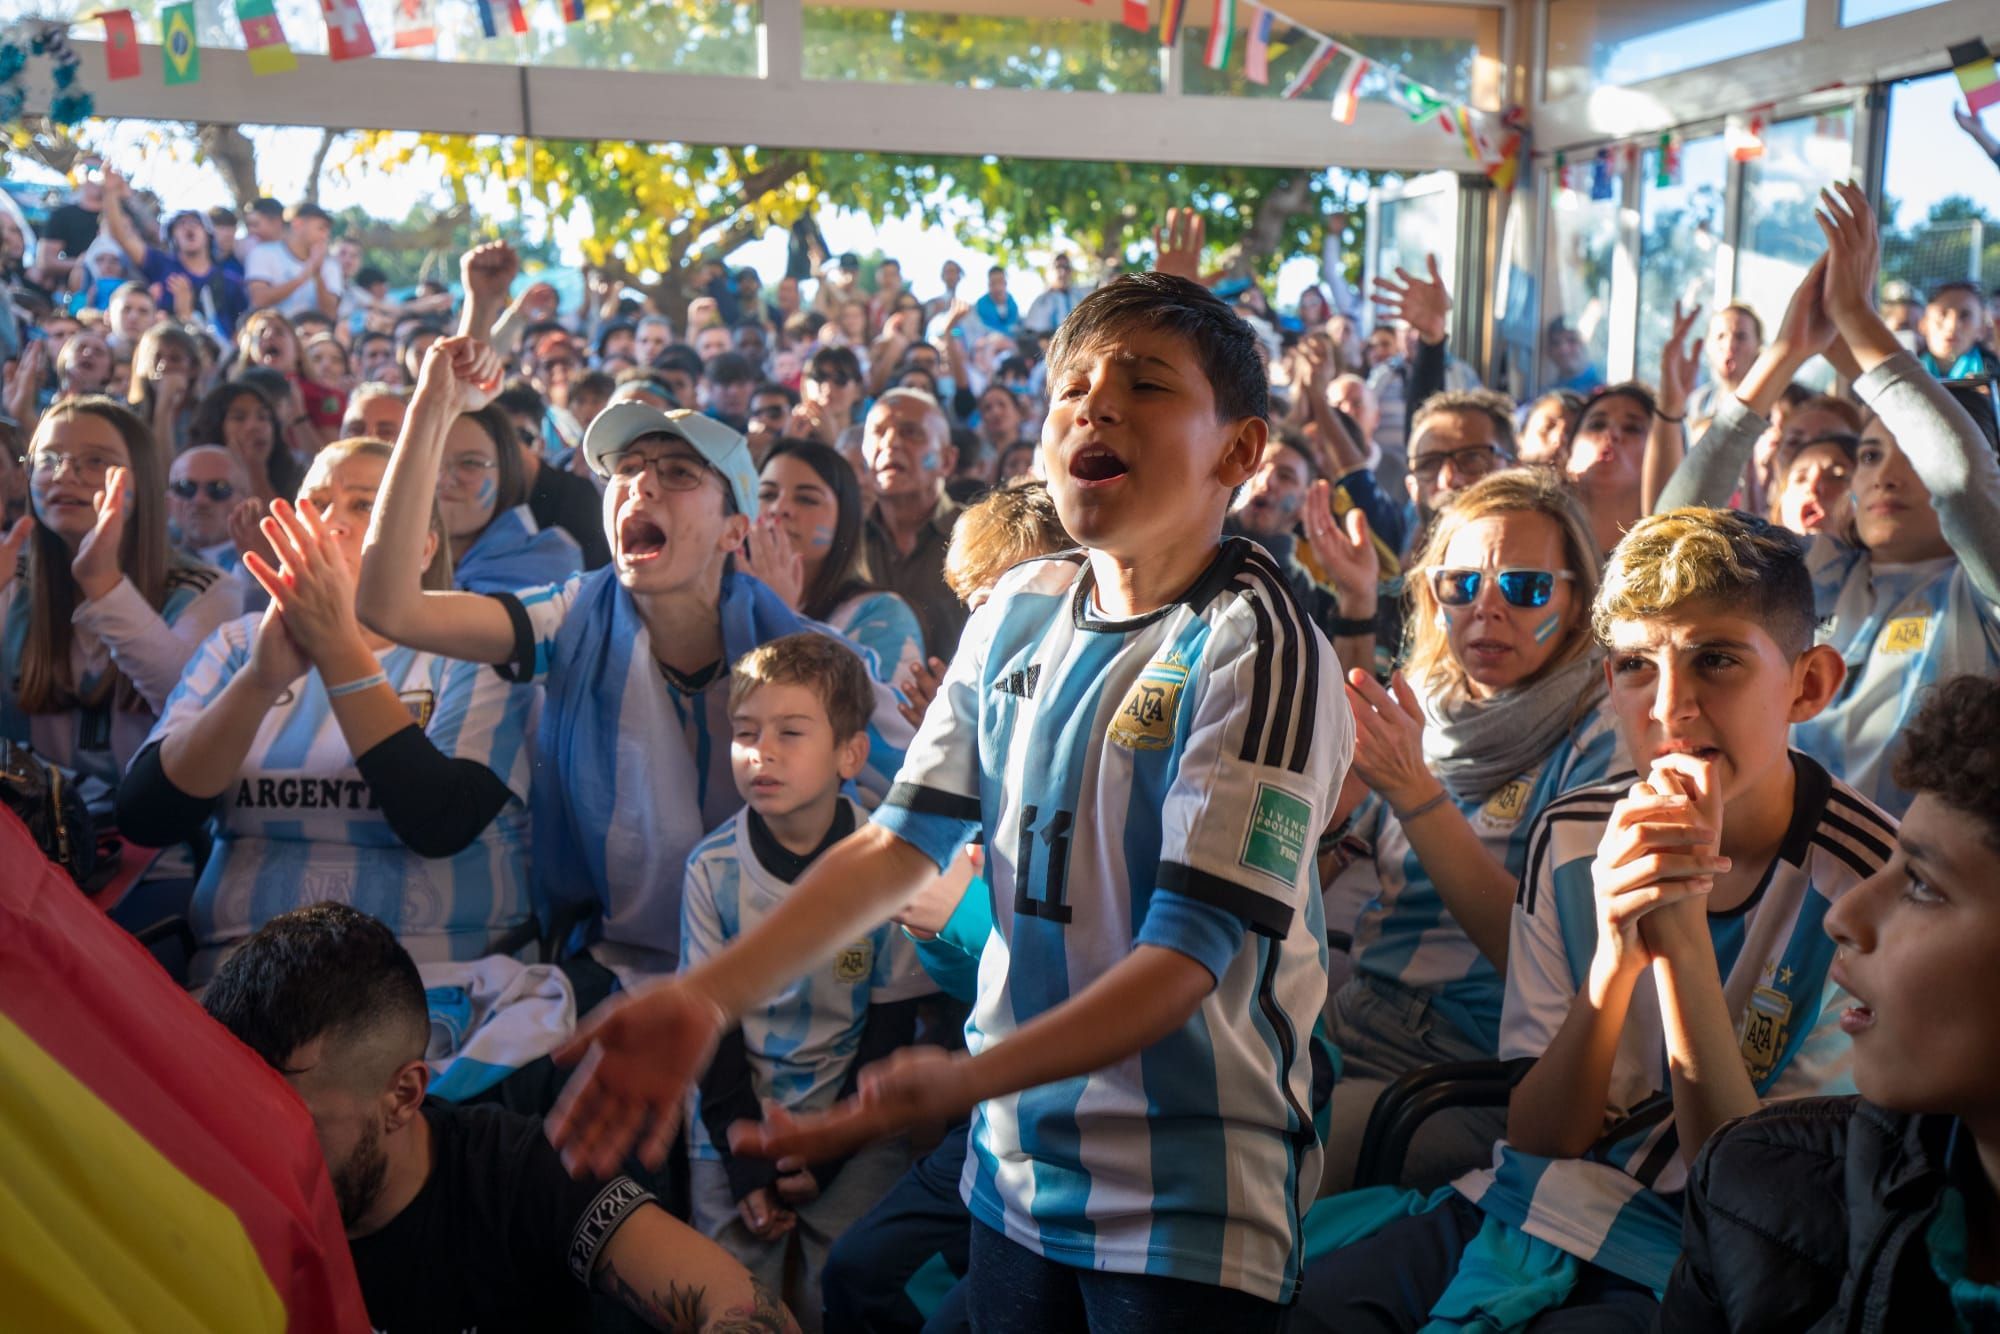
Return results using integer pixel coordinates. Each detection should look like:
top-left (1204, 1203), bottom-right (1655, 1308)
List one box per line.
top-left (592, 1202), bottom-right (799, 1333)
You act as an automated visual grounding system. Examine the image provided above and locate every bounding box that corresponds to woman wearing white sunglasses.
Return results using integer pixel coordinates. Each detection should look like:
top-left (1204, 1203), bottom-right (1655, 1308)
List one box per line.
top-left (1319, 467), bottom-right (1630, 1195)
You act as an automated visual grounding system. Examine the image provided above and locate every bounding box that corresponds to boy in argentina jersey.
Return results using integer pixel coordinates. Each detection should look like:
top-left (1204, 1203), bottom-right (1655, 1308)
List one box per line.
top-left (1296, 510), bottom-right (1889, 1332)
top-left (547, 271), bottom-right (1354, 1330)
top-left (1657, 184), bottom-right (2000, 817)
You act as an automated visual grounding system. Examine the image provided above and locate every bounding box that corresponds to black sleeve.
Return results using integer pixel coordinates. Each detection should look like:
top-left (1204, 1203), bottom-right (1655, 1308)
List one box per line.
top-left (114, 741), bottom-right (221, 849)
top-left (352, 724), bottom-right (514, 859)
top-left (699, 1027), bottom-right (779, 1203)
top-left (490, 591), bottom-right (538, 683)
top-left (810, 996), bottom-right (923, 1194)
top-left (952, 386), bottom-right (978, 424)
top-left (490, 1106), bottom-right (655, 1289)
top-left (1407, 337), bottom-right (1447, 429)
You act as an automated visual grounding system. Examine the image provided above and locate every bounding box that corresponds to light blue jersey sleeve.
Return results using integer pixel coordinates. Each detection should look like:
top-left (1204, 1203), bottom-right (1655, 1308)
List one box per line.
top-left (909, 873), bottom-right (993, 1004)
top-left (501, 573), bottom-right (586, 687)
top-left (871, 587), bottom-right (999, 869)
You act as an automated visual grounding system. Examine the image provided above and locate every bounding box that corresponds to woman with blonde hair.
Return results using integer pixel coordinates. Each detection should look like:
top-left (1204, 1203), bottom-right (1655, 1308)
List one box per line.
top-left (1321, 466), bottom-right (1630, 1194)
top-left (118, 434), bottom-right (541, 982)
top-left (0, 396), bottom-right (239, 792)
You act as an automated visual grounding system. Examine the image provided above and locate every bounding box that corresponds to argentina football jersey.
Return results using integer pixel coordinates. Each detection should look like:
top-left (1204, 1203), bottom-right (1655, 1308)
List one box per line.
top-left (1453, 753), bottom-right (1895, 1293)
top-left (872, 538), bottom-right (1353, 1302)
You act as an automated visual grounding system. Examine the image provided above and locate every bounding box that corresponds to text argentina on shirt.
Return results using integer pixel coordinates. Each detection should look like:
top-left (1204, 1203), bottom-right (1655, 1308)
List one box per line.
top-left (235, 775), bottom-right (384, 812)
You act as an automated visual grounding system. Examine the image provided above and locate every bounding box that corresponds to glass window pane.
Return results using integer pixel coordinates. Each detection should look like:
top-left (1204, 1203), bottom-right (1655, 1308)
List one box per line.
top-left (1371, 177), bottom-right (1460, 298)
top-left (801, 3), bottom-right (1161, 92)
top-left (1542, 158), bottom-right (1623, 393)
top-left (1879, 68), bottom-right (2000, 366)
top-left (1841, 0), bottom-right (1949, 24)
top-left (1637, 135), bottom-right (1728, 393)
top-left (1180, 3), bottom-right (1501, 109)
top-left (1737, 109), bottom-right (1856, 390)
top-left (1544, 0), bottom-right (1806, 101)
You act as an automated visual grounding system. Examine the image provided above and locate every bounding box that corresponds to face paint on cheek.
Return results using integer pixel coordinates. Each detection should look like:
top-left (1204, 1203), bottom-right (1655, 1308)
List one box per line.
top-left (475, 477), bottom-right (495, 508)
top-left (809, 523), bottom-right (834, 551)
top-left (1533, 612), bottom-right (1562, 644)
top-left (921, 449), bottom-right (942, 472)
top-left (1273, 491), bottom-right (1303, 515)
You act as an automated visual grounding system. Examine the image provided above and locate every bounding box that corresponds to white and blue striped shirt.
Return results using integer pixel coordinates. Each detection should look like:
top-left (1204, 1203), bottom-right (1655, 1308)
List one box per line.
top-left (155, 615), bottom-right (539, 984)
top-left (872, 540), bottom-right (1353, 1302)
top-left (1454, 753), bottom-right (1894, 1293)
top-left (1348, 695), bottom-right (1627, 1053)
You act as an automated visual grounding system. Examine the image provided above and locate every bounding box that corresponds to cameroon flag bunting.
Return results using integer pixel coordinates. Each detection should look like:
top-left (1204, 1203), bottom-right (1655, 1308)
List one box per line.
top-left (0, 810), bottom-right (369, 1332)
top-left (236, 0), bottom-right (297, 75)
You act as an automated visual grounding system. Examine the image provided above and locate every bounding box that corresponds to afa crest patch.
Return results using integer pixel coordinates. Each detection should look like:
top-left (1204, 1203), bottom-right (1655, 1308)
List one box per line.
top-left (399, 688), bottom-right (436, 729)
top-left (1476, 779), bottom-right (1532, 829)
top-left (1879, 616), bottom-right (1929, 655)
top-left (1739, 984), bottom-right (1793, 1083)
top-left (1108, 652), bottom-right (1189, 751)
top-left (833, 941), bottom-right (874, 984)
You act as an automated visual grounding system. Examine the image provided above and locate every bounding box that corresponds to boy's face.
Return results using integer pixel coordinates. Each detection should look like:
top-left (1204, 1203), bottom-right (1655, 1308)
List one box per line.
top-left (1853, 414), bottom-right (1947, 563)
top-left (1828, 793), bottom-right (2000, 1119)
top-left (1773, 442), bottom-right (1852, 537)
top-left (1603, 600), bottom-right (1840, 806)
top-left (731, 681), bottom-right (866, 820)
top-left (1705, 310), bottom-right (1760, 384)
top-left (1921, 291), bottom-right (1985, 364)
top-left (1565, 394), bottom-right (1651, 497)
top-left (1234, 441), bottom-right (1312, 538)
top-left (1040, 326), bottom-right (1261, 560)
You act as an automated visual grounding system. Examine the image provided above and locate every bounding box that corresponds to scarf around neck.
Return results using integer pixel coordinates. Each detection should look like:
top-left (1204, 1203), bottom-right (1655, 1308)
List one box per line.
top-left (1419, 651), bottom-right (1605, 804)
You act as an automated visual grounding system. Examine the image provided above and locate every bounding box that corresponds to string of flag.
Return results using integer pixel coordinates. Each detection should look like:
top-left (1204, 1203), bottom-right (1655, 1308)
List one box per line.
top-left (74, 0), bottom-right (591, 87)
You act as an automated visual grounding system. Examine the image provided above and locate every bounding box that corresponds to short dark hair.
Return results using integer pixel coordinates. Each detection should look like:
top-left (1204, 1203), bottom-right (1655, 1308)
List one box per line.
top-left (751, 380), bottom-right (798, 409)
top-left (1596, 507), bottom-right (1818, 658)
top-left (806, 345), bottom-right (863, 385)
top-left (494, 381), bottom-right (546, 420)
top-left (1930, 280), bottom-right (1983, 305)
top-left (286, 201), bottom-right (333, 228)
top-left (1048, 272), bottom-right (1269, 424)
top-left (356, 329), bottom-right (394, 355)
top-left (354, 265), bottom-right (389, 290)
top-left (396, 318), bottom-right (448, 351)
top-left (656, 345), bottom-right (704, 380)
top-left (703, 351), bottom-right (756, 385)
top-left (202, 902), bottom-right (428, 1076)
top-left (1896, 676), bottom-right (2000, 849)
top-left (246, 197), bottom-right (284, 221)
top-left (595, 319), bottom-right (636, 354)
top-left (572, 369), bottom-right (616, 403)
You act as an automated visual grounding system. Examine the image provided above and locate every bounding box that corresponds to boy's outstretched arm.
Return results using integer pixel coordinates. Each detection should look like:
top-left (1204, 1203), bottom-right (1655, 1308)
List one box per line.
top-left (731, 945), bottom-right (1215, 1167)
top-left (546, 822), bottom-right (944, 1178)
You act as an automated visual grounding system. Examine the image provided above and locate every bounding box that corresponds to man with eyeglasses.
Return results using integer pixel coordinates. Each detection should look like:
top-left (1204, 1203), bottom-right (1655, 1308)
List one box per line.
top-left (167, 446), bottom-right (252, 570)
top-left (1403, 390), bottom-right (1519, 555)
top-left (860, 388), bottom-right (965, 660)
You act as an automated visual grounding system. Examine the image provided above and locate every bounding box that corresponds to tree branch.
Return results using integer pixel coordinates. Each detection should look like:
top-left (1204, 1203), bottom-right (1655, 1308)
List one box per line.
top-left (192, 122), bottom-right (262, 210)
top-left (302, 127), bottom-right (341, 206)
top-left (340, 204), bottom-right (473, 252)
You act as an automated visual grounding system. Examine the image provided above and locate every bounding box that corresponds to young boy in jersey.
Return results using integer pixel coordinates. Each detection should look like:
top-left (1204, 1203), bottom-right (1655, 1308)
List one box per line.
top-left (684, 634), bottom-right (926, 1333)
top-left (1662, 674), bottom-right (2000, 1330)
top-left (1295, 507), bottom-right (1894, 1332)
top-left (551, 271), bottom-right (1353, 1331)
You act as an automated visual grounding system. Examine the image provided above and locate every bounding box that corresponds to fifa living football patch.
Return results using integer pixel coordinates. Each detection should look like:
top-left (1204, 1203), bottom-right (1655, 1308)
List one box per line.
top-left (1240, 783), bottom-right (1311, 884)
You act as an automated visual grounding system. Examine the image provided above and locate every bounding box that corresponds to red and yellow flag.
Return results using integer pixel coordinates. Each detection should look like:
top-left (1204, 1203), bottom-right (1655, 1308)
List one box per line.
top-left (0, 810), bottom-right (370, 1332)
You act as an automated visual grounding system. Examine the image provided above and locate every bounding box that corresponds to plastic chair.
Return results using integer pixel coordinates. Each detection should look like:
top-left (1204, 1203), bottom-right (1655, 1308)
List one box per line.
top-left (1351, 1057), bottom-right (1536, 1190)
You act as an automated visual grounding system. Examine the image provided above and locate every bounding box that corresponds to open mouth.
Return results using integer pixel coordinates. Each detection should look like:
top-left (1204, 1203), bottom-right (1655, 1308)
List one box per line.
top-left (1800, 500), bottom-right (1825, 528)
top-left (1068, 445), bottom-right (1130, 487)
top-left (619, 513), bottom-right (667, 563)
top-left (1659, 742), bottom-right (1723, 762)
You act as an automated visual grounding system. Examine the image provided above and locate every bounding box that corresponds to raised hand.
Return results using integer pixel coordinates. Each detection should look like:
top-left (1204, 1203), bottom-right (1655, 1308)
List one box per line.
top-left (1371, 253), bottom-right (1452, 345)
top-left (1152, 208), bottom-right (1206, 283)
top-left (70, 463), bottom-right (131, 602)
top-left (1342, 669), bottom-right (1439, 814)
top-left (460, 240), bottom-right (521, 305)
top-left (897, 654), bottom-right (946, 730)
top-left (1658, 300), bottom-right (1702, 417)
top-left (1814, 182), bottom-right (1881, 325)
top-left (416, 335), bottom-right (503, 417)
top-left (739, 515), bottom-right (804, 609)
top-left (243, 498), bottom-right (367, 666)
top-left (1768, 253), bottom-right (1837, 365)
top-left (6, 340), bottom-right (45, 425)
top-left (1955, 102), bottom-right (2000, 154)
top-left (546, 979), bottom-right (730, 1176)
top-left (244, 599), bottom-right (308, 694)
top-left (228, 497), bottom-right (276, 568)
top-left (943, 299), bottom-right (971, 332)
top-left (1302, 480), bottom-right (1377, 617)
top-left (0, 516), bottom-right (33, 597)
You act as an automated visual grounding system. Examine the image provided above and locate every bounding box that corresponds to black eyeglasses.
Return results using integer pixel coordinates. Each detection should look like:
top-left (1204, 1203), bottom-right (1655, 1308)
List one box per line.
top-left (169, 479), bottom-right (237, 502)
top-left (1410, 445), bottom-right (1508, 482)
top-left (1429, 567), bottom-right (1575, 610)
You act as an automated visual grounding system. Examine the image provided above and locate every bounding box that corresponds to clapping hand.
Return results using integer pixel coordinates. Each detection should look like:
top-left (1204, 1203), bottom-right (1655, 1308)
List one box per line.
top-left (1813, 182), bottom-right (1880, 326)
top-left (740, 515), bottom-right (804, 609)
top-left (1301, 480), bottom-right (1378, 618)
top-left (1658, 301), bottom-right (1702, 419)
top-left (0, 516), bottom-right (33, 598)
top-left (1152, 208), bottom-right (1206, 283)
top-left (242, 498), bottom-right (366, 666)
top-left (1342, 669), bottom-right (1439, 814)
top-left (70, 464), bottom-right (132, 602)
top-left (1372, 254), bottom-right (1451, 345)
top-left (897, 655), bottom-right (946, 730)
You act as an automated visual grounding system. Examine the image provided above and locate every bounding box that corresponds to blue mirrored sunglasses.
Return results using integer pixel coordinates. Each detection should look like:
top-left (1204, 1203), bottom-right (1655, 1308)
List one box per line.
top-left (1428, 567), bottom-right (1575, 609)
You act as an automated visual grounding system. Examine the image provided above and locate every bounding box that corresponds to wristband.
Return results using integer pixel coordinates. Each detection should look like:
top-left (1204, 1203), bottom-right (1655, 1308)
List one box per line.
top-left (1329, 614), bottom-right (1377, 637)
top-left (1657, 411), bottom-right (1686, 423)
top-left (326, 670), bottom-right (387, 698)
top-left (1392, 790), bottom-right (1451, 823)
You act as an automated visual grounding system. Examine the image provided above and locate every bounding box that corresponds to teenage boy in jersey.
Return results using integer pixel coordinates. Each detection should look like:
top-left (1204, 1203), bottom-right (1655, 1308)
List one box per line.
top-left (203, 903), bottom-right (796, 1334)
top-left (1662, 674), bottom-right (2000, 1330)
top-left (547, 272), bottom-right (1352, 1332)
top-left (356, 333), bottom-right (911, 983)
top-left (685, 635), bottom-right (928, 1333)
top-left (1296, 508), bottom-right (1893, 1331)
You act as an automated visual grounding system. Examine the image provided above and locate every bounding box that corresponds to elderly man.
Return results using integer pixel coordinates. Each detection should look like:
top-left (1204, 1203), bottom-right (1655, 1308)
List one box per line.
top-left (861, 387), bottom-right (965, 659)
top-left (168, 445), bottom-right (253, 568)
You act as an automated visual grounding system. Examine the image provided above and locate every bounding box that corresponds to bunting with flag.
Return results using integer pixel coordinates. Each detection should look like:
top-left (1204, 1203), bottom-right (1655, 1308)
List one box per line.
top-left (1122, 0), bottom-right (1148, 34)
top-left (1201, 0), bottom-right (1235, 70)
top-left (1656, 131), bottom-right (1680, 187)
top-left (320, 0), bottom-right (376, 61)
top-left (0, 811), bottom-right (372, 1334)
top-left (1399, 78), bottom-right (1454, 134)
top-left (1950, 40), bottom-right (2000, 115)
top-left (560, 0), bottom-right (586, 20)
top-left (1329, 52), bottom-right (1366, 123)
top-left (1157, 0), bottom-right (1185, 47)
top-left (1243, 6), bottom-right (1272, 84)
top-left (1454, 103), bottom-right (1484, 162)
top-left (162, 1), bottom-right (199, 84)
top-left (96, 9), bottom-right (141, 80)
top-left (1726, 110), bottom-right (1767, 161)
top-left (1281, 36), bottom-right (1334, 100)
top-left (392, 0), bottom-right (437, 48)
top-left (475, 0), bottom-right (529, 38)
top-left (236, 0), bottom-right (297, 75)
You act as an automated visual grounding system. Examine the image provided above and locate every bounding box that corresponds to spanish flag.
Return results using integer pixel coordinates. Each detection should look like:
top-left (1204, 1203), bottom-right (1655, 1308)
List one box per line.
top-left (0, 810), bottom-right (370, 1332)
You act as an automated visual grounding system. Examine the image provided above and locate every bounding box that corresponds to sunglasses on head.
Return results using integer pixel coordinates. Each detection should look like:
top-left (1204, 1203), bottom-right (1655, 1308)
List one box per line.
top-left (169, 479), bottom-right (237, 502)
top-left (1429, 567), bottom-right (1575, 609)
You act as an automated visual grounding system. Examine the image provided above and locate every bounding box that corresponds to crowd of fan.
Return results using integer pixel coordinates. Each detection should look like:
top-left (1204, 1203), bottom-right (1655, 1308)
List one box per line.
top-left (4, 140), bottom-right (2000, 1334)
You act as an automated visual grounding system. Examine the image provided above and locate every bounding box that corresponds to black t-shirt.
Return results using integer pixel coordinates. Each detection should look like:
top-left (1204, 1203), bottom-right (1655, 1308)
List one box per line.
top-left (528, 458), bottom-right (612, 570)
top-left (42, 203), bottom-right (100, 260)
top-left (349, 1099), bottom-right (653, 1334)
